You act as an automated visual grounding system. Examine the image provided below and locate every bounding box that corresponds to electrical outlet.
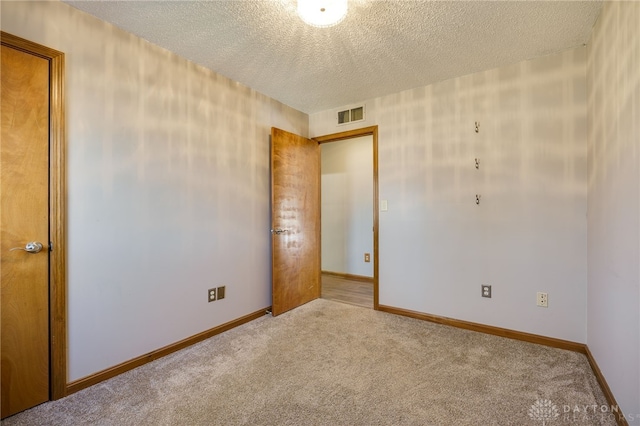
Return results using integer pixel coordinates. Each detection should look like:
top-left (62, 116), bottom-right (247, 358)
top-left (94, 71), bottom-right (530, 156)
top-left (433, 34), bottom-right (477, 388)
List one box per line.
top-left (481, 285), bottom-right (491, 298)
top-left (208, 288), bottom-right (217, 303)
top-left (364, 253), bottom-right (370, 263)
top-left (537, 292), bottom-right (548, 307)
top-left (217, 286), bottom-right (225, 300)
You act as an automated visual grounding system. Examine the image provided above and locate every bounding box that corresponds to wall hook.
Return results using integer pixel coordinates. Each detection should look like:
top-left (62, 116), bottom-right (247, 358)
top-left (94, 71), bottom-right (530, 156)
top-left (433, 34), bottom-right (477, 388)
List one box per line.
top-left (475, 121), bottom-right (480, 133)
top-left (476, 194), bottom-right (481, 205)
top-left (475, 158), bottom-right (480, 169)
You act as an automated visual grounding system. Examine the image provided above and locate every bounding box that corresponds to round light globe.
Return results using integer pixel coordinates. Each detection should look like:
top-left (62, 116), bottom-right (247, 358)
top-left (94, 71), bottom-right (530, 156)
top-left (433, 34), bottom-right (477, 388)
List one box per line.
top-left (297, 0), bottom-right (348, 28)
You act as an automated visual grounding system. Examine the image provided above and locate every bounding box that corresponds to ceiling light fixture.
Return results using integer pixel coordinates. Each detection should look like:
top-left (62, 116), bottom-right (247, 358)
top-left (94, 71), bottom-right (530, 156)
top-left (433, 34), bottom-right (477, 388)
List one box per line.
top-left (297, 0), bottom-right (348, 28)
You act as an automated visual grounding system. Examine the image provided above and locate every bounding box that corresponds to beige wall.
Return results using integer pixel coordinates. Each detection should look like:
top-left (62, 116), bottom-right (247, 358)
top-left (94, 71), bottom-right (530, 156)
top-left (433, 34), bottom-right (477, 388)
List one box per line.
top-left (1, 0), bottom-right (308, 381)
top-left (312, 48), bottom-right (588, 343)
top-left (587, 1), bottom-right (640, 421)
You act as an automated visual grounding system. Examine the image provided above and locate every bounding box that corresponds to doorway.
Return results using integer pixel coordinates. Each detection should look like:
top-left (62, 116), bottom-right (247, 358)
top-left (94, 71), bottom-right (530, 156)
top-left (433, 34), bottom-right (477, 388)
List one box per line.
top-left (315, 126), bottom-right (379, 309)
top-left (320, 135), bottom-right (374, 308)
top-left (0, 32), bottom-right (67, 418)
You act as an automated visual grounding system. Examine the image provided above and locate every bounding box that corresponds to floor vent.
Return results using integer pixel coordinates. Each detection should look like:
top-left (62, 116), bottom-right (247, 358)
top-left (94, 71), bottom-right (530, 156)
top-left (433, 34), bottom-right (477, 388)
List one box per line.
top-left (337, 105), bottom-right (365, 125)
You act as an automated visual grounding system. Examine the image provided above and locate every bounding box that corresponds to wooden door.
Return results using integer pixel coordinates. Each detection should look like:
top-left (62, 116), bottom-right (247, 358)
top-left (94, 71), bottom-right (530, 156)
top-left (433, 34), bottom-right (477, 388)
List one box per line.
top-left (270, 127), bottom-right (321, 316)
top-left (1, 43), bottom-right (51, 418)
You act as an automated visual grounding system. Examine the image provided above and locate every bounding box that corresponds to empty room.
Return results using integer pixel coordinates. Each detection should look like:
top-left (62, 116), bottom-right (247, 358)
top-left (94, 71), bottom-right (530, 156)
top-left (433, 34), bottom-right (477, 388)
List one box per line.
top-left (1, 0), bottom-right (638, 425)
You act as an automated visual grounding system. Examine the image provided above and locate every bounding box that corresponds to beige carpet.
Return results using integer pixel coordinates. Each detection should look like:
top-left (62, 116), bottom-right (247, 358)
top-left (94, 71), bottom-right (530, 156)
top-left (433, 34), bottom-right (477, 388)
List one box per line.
top-left (2, 299), bottom-right (615, 425)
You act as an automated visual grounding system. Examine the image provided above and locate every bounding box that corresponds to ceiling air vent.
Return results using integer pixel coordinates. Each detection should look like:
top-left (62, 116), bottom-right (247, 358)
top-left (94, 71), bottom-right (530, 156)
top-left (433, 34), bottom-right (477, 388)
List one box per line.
top-left (337, 105), bottom-right (365, 125)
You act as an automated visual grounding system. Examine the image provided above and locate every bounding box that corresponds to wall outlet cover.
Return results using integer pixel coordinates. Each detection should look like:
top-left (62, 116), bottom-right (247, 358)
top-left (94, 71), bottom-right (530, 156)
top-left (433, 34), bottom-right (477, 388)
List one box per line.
top-left (482, 285), bottom-right (492, 298)
top-left (537, 292), bottom-right (548, 308)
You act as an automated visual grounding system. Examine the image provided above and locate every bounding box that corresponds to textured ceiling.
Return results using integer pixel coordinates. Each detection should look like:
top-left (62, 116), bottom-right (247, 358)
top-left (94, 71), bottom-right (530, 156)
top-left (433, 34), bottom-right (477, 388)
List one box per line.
top-left (63, 0), bottom-right (603, 114)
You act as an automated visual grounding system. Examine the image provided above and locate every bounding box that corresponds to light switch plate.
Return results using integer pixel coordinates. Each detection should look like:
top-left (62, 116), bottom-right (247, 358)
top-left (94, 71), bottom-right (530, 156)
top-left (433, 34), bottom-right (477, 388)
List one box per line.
top-left (380, 200), bottom-right (388, 211)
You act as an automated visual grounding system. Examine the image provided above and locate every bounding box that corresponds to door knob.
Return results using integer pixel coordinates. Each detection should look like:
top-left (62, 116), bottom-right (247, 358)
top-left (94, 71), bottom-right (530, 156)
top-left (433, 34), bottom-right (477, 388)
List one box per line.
top-left (10, 241), bottom-right (44, 253)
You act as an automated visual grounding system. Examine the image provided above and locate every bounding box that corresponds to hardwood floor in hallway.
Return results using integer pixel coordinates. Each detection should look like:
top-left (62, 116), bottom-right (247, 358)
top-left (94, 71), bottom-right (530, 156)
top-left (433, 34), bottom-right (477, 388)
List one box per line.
top-left (321, 273), bottom-right (373, 309)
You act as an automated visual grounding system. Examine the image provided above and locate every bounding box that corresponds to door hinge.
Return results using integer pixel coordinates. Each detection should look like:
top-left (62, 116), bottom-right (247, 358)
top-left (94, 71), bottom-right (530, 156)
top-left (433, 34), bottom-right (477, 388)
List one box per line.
top-left (49, 241), bottom-right (53, 252)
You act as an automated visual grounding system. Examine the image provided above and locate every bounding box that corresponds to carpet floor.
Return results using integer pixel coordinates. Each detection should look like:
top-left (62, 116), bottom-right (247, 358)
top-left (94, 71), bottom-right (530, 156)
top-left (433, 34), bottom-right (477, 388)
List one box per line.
top-left (2, 299), bottom-right (615, 425)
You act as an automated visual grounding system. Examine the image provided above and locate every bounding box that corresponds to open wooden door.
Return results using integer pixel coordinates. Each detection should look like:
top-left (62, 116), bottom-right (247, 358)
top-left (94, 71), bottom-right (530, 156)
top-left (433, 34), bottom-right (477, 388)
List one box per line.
top-left (270, 127), bottom-right (320, 316)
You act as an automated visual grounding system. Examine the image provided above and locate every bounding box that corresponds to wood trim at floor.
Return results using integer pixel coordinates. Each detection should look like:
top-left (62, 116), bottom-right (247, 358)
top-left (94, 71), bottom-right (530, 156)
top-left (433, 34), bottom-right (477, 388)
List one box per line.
top-left (321, 271), bottom-right (374, 283)
top-left (378, 304), bottom-right (628, 426)
top-left (378, 304), bottom-right (585, 351)
top-left (584, 346), bottom-right (628, 426)
top-left (66, 307), bottom-right (270, 395)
